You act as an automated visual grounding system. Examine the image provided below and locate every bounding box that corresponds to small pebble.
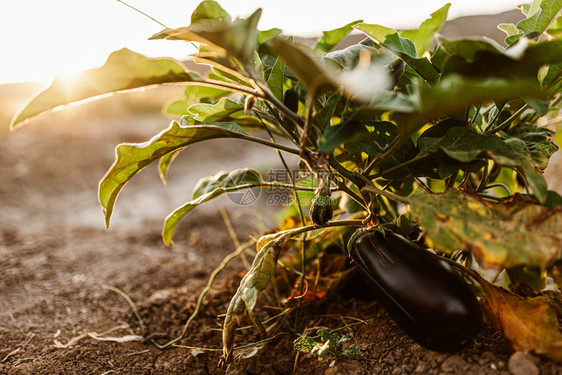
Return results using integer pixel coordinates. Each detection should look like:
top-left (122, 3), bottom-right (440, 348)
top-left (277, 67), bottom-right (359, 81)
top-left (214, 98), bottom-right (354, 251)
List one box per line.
top-left (508, 351), bottom-right (539, 375)
top-left (415, 361), bottom-right (428, 373)
top-left (441, 355), bottom-right (467, 373)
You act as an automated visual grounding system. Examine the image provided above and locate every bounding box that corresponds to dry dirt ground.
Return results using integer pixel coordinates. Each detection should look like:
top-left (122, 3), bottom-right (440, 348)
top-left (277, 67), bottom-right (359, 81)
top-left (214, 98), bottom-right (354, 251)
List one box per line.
top-left (0, 80), bottom-right (561, 375)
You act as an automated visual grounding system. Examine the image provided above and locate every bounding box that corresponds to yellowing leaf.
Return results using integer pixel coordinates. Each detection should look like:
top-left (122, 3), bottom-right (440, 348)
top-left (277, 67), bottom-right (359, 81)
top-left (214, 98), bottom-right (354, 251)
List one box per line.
top-left (222, 234), bottom-right (288, 363)
top-left (481, 281), bottom-right (562, 361)
top-left (410, 190), bottom-right (562, 268)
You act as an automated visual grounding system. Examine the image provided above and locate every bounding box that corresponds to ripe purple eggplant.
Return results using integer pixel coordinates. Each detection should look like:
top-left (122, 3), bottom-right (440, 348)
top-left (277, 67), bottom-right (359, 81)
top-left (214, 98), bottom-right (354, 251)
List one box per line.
top-left (349, 230), bottom-right (482, 351)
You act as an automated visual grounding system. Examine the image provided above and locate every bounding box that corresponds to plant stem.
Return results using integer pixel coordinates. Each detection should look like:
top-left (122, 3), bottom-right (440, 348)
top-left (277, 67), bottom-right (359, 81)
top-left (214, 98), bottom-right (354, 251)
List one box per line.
top-left (117, 0), bottom-right (167, 28)
top-left (368, 154), bottom-right (431, 179)
top-left (363, 137), bottom-right (402, 176)
top-left (242, 135), bottom-right (301, 155)
top-left (360, 186), bottom-right (411, 204)
top-left (253, 77), bottom-right (305, 127)
top-left (485, 104), bottom-right (528, 134)
top-left (101, 285), bottom-right (144, 328)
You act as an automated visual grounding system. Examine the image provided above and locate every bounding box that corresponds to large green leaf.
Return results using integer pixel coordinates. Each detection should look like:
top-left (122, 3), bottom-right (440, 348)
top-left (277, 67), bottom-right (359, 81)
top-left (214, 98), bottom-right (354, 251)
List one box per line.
top-left (354, 23), bottom-right (440, 84)
top-left (517, 0), bottom-right (562, 39)
top-left (11, 48), bottom-right (202, 129)
top-left (162, 168), bottom-right (263, 245)
top-left (314, 20), bottom-right (363, 55)
top-left (400, 3), bottom-right (450, 56)
top-left (500, 0), bottom-right (562, 44)
top-left (416, 126), bottom-right (548, 202)
top-left (99, 121), bottom-right (251, 227)
top-left (503, 124), bottom-right (559, 170)
top-left (410, 189), bottom-right (562, 268)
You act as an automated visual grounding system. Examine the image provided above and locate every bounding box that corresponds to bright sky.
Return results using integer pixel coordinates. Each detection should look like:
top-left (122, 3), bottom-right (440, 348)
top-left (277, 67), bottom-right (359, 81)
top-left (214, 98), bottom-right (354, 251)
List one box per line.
top-left (1, 0), bottom-right (523, 84)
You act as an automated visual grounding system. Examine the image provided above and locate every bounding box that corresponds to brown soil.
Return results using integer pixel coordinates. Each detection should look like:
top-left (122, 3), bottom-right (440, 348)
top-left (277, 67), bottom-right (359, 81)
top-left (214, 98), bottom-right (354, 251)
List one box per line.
top-left (1, 85), bottom-right (561, 375)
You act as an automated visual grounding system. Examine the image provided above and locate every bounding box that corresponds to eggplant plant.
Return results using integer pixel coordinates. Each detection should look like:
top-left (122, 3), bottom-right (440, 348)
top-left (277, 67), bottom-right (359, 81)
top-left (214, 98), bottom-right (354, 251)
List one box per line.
top-left (11, 0), bottom-right (562, 364)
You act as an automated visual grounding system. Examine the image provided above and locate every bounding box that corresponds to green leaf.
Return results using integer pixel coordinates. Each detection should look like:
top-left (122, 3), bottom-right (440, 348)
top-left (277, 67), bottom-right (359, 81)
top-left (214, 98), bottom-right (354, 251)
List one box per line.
top-left (190, 0), bottom-right (231, 24)
top-left (10, 48), bottom-right (202, 129)
top-left (294, 336), bottom-right (319, 354)
top-left (400, 3), bottom-right (450, 56)
top-left (319, 121), bottom-right (390, 154)
top-left (517, 0), bottom-right (562, 40)
top-left (166, 100), bottom-right (189, 116)
top-left (268, 37), bottom-right (338, 94)
top-left (410, 190), bottom-right (562, 268)
top-left (354, 23), bottom-right (440, 84)
top-left (435, 36), bottom-right (503, 63)
top-left (396, 75), bottom-right (548, 140)
top-left (151, 4), bottom-right (262, 68)
top-left (439, 39), bottom-right (562, 79)
top-left (503, 124), bottom-right (559, 170)
top-left (507, 265), bottom-right (547, 290)
top-left (258, 28), bottom-right (282, 45)
top-left (163, 168), bottom-right (263, 245)
top-left (158, 149), bottom-right (181, 185)
top-left (545, 190), bottom-right (562, 207)
top-left (314, 20), bottom-right (363, 55)
top-left (322, 43), bottom-right (378, 70)
top-left (188, 97), bottom-right (244, 122)
top-left (266, 57), bottom-right (285, 102)
top-left (341, 344), bottom-right (361, 359)
top-left (416, 126), bottom-right (548, 202)
top-left (99, 121), bottom-right (250, 228)
top-left (184, 85), bottom-right (232, 102)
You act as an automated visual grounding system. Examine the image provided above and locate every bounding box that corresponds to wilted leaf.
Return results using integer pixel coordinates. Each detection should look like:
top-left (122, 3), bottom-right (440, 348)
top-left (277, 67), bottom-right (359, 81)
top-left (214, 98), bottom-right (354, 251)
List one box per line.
top-left (410, 189), bottom-right (562, 268)
top-left (163, 168), bottom-right (263, 245)
top-left (99, 121), bottom-right (251, 227)
top-left (416, 126), bottom-right (548, 201)
top-left (11, 48), bottom-right (202, 129)
top-left (222, 234), bottom-right (288, 363)
top-left (481, 280), bottom-right (562, 361)
top-left (400, 3), bottom-right (450, 56)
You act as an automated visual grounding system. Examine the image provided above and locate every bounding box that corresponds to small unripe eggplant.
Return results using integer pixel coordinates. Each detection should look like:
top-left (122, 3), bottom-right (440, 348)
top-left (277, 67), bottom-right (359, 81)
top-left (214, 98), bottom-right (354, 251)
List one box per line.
top-left (349, 231), bottom-right (482, 351)
top-left (310, 194), bottom-right (333, 226)
top-left (283, 87), bottom-right (299, 113)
